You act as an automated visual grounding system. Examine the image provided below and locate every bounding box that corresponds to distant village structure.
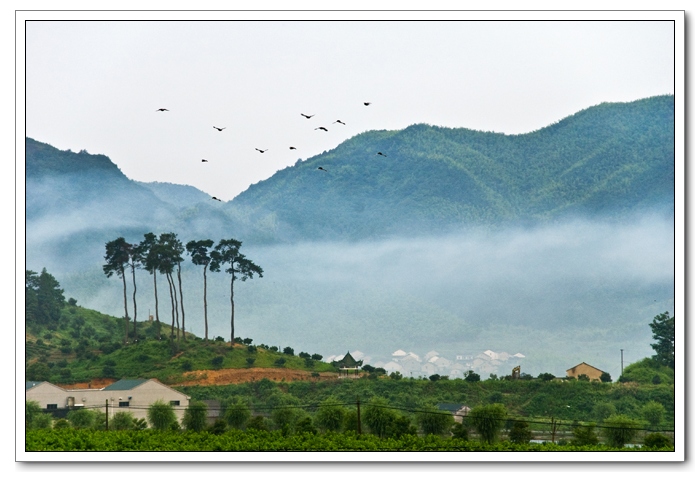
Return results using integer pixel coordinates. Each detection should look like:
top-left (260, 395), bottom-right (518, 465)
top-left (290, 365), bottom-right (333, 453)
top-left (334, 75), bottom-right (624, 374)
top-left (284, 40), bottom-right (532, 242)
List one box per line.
top-left (325, 349), bottom-right (527, 379)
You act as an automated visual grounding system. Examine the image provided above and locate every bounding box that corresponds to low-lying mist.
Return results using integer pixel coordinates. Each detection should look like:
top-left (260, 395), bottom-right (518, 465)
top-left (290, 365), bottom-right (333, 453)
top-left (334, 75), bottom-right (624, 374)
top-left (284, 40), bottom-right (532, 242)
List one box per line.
top-left (32, 211), bottom-right (674, 378)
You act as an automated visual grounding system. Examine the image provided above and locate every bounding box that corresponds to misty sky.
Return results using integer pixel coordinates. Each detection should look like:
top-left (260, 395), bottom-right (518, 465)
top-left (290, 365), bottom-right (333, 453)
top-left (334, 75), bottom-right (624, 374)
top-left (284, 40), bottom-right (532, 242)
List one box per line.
top-left (23, 14), bottom-right (676, 201)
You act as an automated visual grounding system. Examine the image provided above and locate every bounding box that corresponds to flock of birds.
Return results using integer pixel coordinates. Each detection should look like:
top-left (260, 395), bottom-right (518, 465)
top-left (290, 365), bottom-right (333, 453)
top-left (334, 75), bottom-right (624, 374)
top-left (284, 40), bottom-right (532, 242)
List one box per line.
top-left (156, 101), bottom-right (387, 202)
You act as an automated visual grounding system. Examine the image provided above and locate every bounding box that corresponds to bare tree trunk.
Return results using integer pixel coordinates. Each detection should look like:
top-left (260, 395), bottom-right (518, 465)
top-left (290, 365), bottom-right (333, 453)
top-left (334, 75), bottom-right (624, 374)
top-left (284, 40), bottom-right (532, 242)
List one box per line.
top-left (131, 264), bottom-right (138, 339)
top-left (166, 273), bottom-right (175, 340)
top-left (121, 270), bottom-right (129, 345)
top-left (153, 271), bottom-right (160, 339)
top-left (203, 263), bottom-right (209, 342)
top-left (177, 262), bottom-right (185, 339)
top-left (230, 275), bottom-right (235, 347)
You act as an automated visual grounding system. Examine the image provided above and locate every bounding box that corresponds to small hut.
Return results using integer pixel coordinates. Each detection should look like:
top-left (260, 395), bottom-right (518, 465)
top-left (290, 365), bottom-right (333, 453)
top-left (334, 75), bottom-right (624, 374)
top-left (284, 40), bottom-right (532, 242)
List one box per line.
top-left (333, 351), bottom-right (363, 379)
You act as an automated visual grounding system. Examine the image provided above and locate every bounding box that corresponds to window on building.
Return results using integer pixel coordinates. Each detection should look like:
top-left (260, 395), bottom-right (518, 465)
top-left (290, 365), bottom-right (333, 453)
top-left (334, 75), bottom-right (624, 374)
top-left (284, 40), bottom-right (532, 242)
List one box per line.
top-left (118, 401), bottom-right (129, 407)
top-left (46, 404), bottom-right (57, 410)
top-left (170, 400), bottom-right (180, 406)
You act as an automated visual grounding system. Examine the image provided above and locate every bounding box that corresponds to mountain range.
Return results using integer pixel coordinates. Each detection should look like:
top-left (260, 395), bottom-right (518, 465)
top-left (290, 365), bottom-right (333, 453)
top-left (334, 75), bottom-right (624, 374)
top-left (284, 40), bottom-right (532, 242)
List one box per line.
top-left (24, 95), bottom-right (676, 375)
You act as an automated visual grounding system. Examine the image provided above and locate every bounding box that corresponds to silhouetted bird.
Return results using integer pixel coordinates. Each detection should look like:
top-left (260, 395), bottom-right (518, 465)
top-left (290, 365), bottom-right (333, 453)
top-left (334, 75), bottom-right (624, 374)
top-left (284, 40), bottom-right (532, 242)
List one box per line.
top-left (255, 148), bottom-right (268, 153)
top-left (333, 120), bottom-right (346, 125)
top-left (315, 127), bottom-right (328, 131)
top-left (377, 152), bottom-right (387, 157)
top-left (202, 159), bottom-right (209, 162)
top-left (156, 108), bottom-right (169, 111)
top-left (317, 167), bottom-right (328, 172)
top-left (289, 146), bottom-right (297, 150)
top-left (212, 196), bottom-right (222, 201)
top-left (363, 102), bottom-right (371, 106)
top-left (213, 126), bottom-right (226, 131)
top-left (301, 113), bottom-right (315, 119)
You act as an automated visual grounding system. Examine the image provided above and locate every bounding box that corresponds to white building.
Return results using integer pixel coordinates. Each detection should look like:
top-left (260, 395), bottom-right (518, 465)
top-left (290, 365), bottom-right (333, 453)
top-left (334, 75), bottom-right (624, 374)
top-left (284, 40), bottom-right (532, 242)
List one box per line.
top-left (26, 379), bottom-right (190, 426)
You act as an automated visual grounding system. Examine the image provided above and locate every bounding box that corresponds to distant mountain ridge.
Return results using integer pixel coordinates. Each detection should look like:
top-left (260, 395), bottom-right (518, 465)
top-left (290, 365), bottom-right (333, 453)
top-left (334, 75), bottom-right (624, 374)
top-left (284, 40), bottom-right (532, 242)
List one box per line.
top-left (26, 95), bottom-right (674, 257)
top-left (228, 95), bottom-right (673, 241)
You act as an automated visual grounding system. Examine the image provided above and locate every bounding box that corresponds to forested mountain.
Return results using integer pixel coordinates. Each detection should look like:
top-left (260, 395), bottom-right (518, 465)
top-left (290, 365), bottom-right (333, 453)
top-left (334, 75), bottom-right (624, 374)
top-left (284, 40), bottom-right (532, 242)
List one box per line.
top-left (228, 95), bottom-right (673, 241)
top-left (24, 95), bottom-right (675, 373)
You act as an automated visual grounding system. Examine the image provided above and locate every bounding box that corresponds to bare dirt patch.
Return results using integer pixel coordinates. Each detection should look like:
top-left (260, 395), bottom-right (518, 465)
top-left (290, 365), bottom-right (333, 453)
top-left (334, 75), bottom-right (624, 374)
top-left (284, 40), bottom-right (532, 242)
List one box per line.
top-left (56, 378), bottom-right (117, 390)
top-left (172, 368), bottom-right (339, 386)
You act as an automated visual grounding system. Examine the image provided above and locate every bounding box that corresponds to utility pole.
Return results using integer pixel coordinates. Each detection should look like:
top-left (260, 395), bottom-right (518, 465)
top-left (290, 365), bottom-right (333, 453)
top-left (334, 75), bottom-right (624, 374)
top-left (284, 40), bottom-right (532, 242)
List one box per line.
top-left (105, 399), bottom-right (109, 430)
top-left (620, 349), bottom-right (624, 380)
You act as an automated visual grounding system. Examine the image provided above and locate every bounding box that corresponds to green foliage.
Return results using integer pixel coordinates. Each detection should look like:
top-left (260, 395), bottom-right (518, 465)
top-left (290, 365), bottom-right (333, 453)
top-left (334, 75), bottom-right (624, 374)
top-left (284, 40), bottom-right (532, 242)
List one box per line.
top-left (110, 411), bottom-right (137, 430)
top-left (649, 312), bottom-right (674, 369)
top-left (67, 408), bottom-right (100, 429)
top-left (183, 401), bottom-right (208, 432)
top-left (620, 357), bottom-right (674, 385)
top-left (26, 268), bottom-right (65, 332)
top-left (223, 399), bottom-right (251, 430)
top-left (600, 372), bottom-right (612, 383)
top-left (508, 420), bottom-right (532, 444)
top-left (363, 397), bottom-right (399, 438)
top-left (468, 403), bottom-right (507, 444)
top-left (643, 432), bottom-right (673, 449)
top-left (571, 423), bottom-right (599, 446)
top-left (283, 346), bottom-right (295, 356)
top-left (27, 427), bottom-right (670, 452)
top-left (592, 401), bottom-right (617, 422)
top-left (602, 414), bottom-right (641, 448)
top-left (640, 401), bottom-right (665, 429)
top-left (416, 405), bottom-right (453, 436)
top-left (211, 355), bottom-right (224, 369)
top-left (147, 400), bottom-right (178, 431)
top-left (464, 370), bottom-right (481, 382)
top-left (315, 397), bottom-right (347, 433)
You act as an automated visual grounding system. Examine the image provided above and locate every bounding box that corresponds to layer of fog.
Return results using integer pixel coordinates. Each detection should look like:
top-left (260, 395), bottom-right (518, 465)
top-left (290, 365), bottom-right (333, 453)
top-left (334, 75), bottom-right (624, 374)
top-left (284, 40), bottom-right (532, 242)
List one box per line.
top-left (30, 212), bottom-right (674, 378)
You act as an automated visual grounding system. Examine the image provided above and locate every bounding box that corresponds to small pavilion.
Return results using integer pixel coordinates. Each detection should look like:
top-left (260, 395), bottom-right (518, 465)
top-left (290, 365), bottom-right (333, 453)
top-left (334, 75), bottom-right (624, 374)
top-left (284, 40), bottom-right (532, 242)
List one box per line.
top-left (334, 351), bottom-right (363, 379)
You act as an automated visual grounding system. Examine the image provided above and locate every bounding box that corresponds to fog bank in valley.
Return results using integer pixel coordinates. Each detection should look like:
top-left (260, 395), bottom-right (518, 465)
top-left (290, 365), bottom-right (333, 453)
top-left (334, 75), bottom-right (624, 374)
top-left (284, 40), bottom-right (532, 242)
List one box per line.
top-left (35, 211), bottom-right (674, 378)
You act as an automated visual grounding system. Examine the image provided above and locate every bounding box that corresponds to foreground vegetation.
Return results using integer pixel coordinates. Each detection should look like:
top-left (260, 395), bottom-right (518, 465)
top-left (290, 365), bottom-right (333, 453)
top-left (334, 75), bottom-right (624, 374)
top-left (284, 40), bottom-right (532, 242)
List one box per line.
top-left (25, 428), bottom-right (673, 452)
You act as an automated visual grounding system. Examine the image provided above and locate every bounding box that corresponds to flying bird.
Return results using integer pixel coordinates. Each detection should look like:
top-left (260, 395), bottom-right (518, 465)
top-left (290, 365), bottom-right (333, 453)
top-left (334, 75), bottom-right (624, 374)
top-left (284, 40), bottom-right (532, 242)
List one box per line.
top-left (315, 127), bottom-right (328, 131)
top-left (156, 108), bottom-right (169, 111)
top-left (212, 196), bottom-right (222, 201)
top-left (317, 167), bottom-right (328, 172)
top-left (377, 152), bottom-right (387, 157)
top-left (255, 148), bottom-right (268, 153)
top-left (363, 102), bottom-right (371, 106)
top-left (213, 126), bottom-right (226, 131)
top-left (202, 159), bottom-right (209, 162)
top-left (333, 120), bottom-right (346, 125)
top-left (289, 146), bottom-right (297, 150)
top-left (301, 113), bottom-right (315, 119)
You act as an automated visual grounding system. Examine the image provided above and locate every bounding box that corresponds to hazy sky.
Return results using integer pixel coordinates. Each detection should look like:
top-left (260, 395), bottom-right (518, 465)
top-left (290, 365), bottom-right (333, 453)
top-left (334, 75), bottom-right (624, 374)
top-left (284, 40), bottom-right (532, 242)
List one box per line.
top-left (24, 15), bottom-right (675, 200)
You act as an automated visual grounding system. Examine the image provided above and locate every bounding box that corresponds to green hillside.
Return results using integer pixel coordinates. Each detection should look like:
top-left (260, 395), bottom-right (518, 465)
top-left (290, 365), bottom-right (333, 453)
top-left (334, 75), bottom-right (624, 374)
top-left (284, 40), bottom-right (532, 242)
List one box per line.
top-left (228, 95), bottom-right (674, 241)
top-left (25, 269), bottom-right (336, 385)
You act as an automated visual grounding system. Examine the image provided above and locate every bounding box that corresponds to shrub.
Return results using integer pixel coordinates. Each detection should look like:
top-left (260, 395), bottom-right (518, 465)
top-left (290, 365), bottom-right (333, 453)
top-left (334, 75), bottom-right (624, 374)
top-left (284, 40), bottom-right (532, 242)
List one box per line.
top-left (311, 353), bottom-right (323, 361)
top-left (182, 401), bottom-right (208, 432)
top-left (211, 355), bottom-right (225, 369)
top-left (283, 346), bottom-right (295, 356)
top-left (508, 420), bottom-right (532, 444)
top-left (53, 419), bottom-right (70, 430)
top-left (110, 411), bottom-right (137, 430)
top-left (208, 419), bottom-right (228, 435)
top-left (641, 401), bottom-right (666, 429)
top-left (416, 404), bottom-right (453, 436)
top-left (602, 414), bottom-right (641, 448)
top-left (571, 422), bottom-right (599, 446)
top-left (464, 370), bottom-right (481, 382)
top-left (147, 400), bottom-right (177, 431)
top-left (298, 351), bottom-right (311, 359)
top-left (181, 360), bottom-right (193, 371)
top-left (246, 357), bottom-right (255, 367)
top-left (67, 408), bottom-right (99, 429)
top-left (246, 415), bottom-right (269, 432)
top-left (274, 357), bottom-right (286, 366)
top-left (315, 396), bottom-right (346, 433)
top-left (224, 399), bottom-right (251, 430)
top-left (643, 432), bottom-right (673, 449)
top-left (247, 345), bottom-right (257, 353)
top-left (467, 403), bottom-right (507, 444)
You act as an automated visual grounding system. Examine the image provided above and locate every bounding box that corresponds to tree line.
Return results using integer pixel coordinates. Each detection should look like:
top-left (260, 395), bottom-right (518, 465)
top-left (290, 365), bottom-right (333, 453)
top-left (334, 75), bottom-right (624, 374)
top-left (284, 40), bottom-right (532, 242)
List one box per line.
top-left (103, 233), bottom-right (263, 347)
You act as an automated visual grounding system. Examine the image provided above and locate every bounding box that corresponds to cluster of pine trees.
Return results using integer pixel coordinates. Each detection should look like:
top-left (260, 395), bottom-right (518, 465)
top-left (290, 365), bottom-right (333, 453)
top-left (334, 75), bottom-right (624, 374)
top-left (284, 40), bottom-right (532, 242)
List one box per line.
top-left (103, 233), bottom-right (262, 346)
